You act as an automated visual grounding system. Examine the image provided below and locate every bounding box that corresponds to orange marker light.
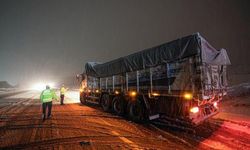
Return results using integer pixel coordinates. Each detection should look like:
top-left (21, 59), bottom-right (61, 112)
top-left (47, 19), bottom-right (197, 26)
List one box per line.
top-left (190, 107), bottom-right (199, 113)
top-left (184, 93), bottom-right (193, 100)
top-left (129, 91), bottom-right (137, 97)
top-left (152, 92), bottom-right (160, 96)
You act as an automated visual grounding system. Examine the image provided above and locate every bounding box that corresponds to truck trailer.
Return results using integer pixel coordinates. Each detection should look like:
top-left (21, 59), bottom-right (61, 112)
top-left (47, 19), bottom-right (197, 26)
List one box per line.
top-left (79, 33), bottom-right (231, 125)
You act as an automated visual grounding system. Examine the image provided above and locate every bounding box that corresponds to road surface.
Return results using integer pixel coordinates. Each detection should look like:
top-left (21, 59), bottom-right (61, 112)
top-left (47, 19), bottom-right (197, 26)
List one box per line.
top-left (0, 90), bottom-right (250, 149)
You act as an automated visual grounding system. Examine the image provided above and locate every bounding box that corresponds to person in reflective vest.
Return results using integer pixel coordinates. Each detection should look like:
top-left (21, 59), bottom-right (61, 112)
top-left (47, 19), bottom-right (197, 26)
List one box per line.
top-left (40, 85), bottom-right (57, 121)
top-left (60, 84), bottom-right (68, 105)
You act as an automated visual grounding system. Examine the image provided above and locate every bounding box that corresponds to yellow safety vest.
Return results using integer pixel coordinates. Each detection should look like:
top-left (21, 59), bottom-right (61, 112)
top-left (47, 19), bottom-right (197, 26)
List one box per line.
top-left (40, 89), bottom-right (57, 103)
top-left (60, 87), bottom-right (66, 95)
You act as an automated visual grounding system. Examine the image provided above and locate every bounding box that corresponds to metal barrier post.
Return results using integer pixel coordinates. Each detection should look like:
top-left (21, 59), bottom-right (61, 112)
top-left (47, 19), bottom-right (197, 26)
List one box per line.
top-left (137, 71), bottom-right (139, 92)
top-left (150, 68), bottom-right (153, 93)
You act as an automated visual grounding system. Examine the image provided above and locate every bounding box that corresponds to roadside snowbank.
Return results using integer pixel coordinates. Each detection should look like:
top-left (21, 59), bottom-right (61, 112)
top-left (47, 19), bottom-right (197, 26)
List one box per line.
top-left (215, 82), bottom-right (250, 124)
top-left (227, 82), bottom-right (250, 97)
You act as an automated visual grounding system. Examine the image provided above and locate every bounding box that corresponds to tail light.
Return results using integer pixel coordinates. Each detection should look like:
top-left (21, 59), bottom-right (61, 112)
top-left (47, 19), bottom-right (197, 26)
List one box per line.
top-left (152, 92), bottom-right (160, 96)
top-left (129, 91), bottom-right (137, 97)
top-left (190, 107), bottom-right (199, 113)
top-left (183, 93), bottom-right (193, 100)
top-left (213, 102), bottom-right (218, 108)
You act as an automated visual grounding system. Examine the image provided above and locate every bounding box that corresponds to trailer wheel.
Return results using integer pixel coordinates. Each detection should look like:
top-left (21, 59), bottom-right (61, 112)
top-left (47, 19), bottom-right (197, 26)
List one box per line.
top-left (101, 94), bottom-right (111, 112)
top-left (112, 97), bottom-right (124, 115)
top-left (127, 100), bottom-right (144, 122)
top-left (80, 93), bottom-right (86, 105)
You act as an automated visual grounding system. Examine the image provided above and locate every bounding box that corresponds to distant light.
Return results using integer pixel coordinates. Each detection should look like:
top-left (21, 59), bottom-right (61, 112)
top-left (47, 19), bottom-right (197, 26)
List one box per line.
top-left (95, 89), bottom-right (99, 93)
top-left (31, 82), bottom-right (46, 91)
top-left (115, 91), bottom-right (119, 95)
top-left (190, 107), bottom-right (199, 113)
top-left (31, 82), bottom-right (55, 91)
top-left (48, 82), bottom-right (55, 88)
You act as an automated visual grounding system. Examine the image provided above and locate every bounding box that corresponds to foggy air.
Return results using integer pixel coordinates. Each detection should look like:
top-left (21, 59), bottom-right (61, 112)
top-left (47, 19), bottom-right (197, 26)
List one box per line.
top-left (0, 0), bottom-right (249, 149)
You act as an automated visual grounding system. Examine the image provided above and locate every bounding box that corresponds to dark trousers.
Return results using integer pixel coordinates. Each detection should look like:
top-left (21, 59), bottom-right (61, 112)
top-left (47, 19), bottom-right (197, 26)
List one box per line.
top-left (42, 101), bottom-right (52, 117)
top-left (60, 94), bottom-right (64, 105)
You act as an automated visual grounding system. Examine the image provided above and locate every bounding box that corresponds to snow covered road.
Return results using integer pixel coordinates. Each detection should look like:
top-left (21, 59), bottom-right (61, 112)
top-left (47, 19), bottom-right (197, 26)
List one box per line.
top-left (0, 90), bottom-right (250, 149)
top-left (0, 90), bottom-right (191, 149)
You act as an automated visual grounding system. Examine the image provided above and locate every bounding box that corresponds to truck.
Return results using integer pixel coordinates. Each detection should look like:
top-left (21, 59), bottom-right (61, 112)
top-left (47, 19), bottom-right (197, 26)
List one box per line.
top-left (79, 33), bottom-right (231, 125)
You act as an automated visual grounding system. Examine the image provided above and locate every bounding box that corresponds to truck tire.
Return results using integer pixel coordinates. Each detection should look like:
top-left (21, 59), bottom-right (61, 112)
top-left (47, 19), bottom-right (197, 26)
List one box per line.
top-left (127, 100), bottom-right (144, 122)
top-left (101, 94), bottom-right (111, 112)
top-left (80, 93), bottom-right (86, 105)
top-left (112, 96), bottom-right (124, 115)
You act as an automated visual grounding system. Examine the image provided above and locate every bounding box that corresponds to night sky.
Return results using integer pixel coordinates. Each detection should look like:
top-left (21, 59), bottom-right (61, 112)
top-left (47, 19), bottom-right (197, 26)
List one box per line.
top-left (0, 0), bottom-right (249, 86)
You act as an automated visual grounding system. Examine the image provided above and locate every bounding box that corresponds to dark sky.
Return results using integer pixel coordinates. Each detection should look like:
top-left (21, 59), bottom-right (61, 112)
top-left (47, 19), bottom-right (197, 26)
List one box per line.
top-left (0, 0), bottom-right (249, 86)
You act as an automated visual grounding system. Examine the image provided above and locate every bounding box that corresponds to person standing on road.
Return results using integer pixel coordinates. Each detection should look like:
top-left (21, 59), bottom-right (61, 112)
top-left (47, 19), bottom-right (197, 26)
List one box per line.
top-left (40, 85), bottom-right (57, 121)
top-left (60, 84), bottom-right (68, 105)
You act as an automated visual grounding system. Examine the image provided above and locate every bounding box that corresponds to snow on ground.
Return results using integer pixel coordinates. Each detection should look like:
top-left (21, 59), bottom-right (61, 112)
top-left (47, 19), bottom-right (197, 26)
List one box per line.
top-left (0, 88), bottom-right (16, 92)
top-left (23, 89), bottom-right (80, 104)
top-left (218, 82), bottom-right (250, 121)
top-left (4, 90), bottom-right (38, 99)
top-left (54, 90), bottom-right (80, 104)
top-left (1, 84), bottom-right (250, 149)
top-left (227, 82), bottom-right (250, 97)
top-left (0, 88), bottom-right (24, 99)
top-left (0, 91), bottom-right (187, 149)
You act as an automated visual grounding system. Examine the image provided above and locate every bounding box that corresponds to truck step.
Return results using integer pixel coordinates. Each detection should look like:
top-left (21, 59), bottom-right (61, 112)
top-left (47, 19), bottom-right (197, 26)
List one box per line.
top-left (149, 114), bottom-right (160, 120)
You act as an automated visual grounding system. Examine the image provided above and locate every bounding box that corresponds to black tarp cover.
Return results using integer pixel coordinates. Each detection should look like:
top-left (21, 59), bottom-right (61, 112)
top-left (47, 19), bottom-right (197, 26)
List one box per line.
top-left (85, 33), bottom-right (231, 78)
